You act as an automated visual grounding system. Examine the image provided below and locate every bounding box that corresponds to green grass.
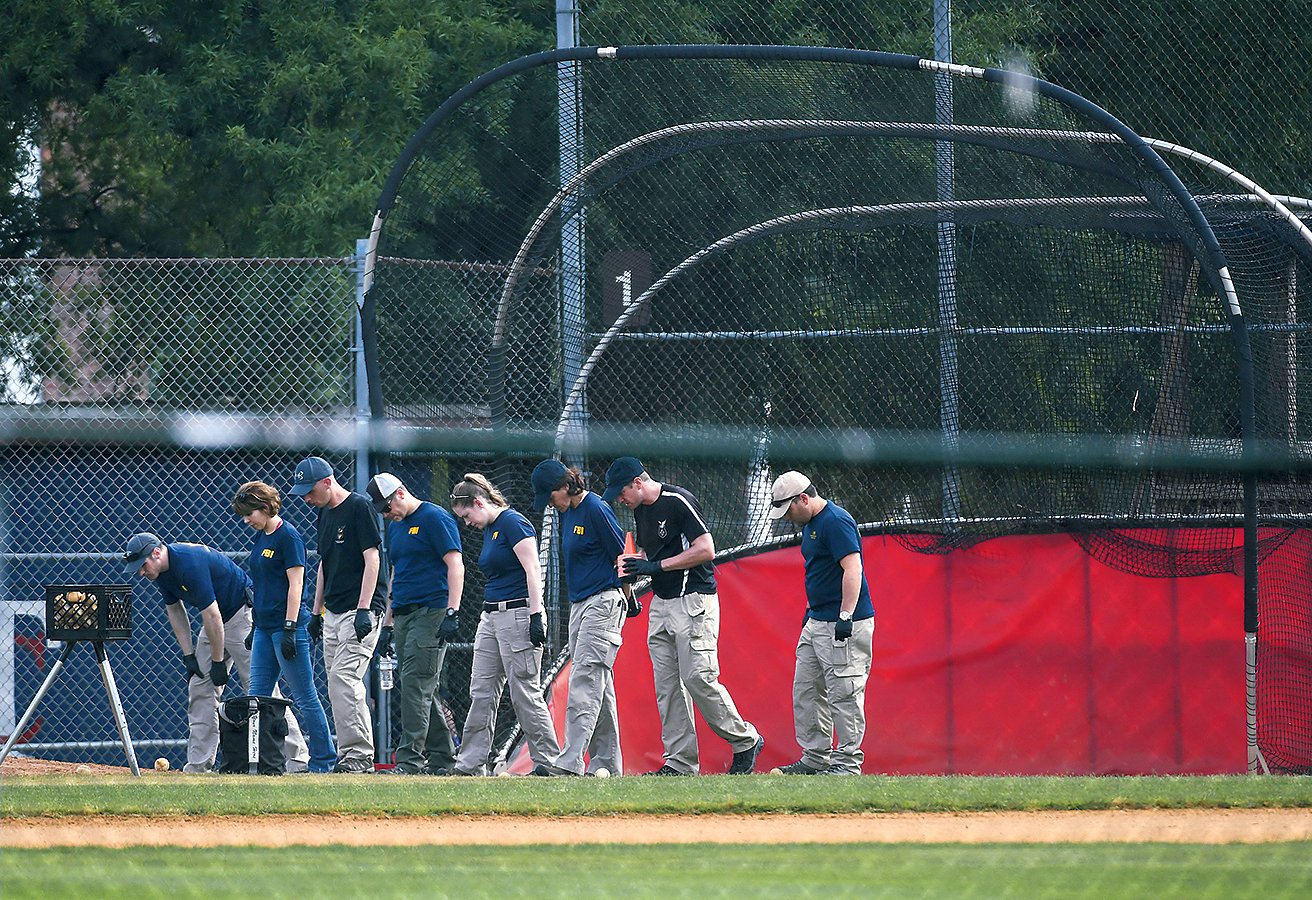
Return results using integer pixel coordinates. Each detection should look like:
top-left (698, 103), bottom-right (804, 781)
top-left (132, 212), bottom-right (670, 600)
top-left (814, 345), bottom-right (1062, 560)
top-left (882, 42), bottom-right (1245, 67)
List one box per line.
top-left (3, 773), bottom-right (1310, 818)
top-left (4, 843), bottom-right (1311, 898)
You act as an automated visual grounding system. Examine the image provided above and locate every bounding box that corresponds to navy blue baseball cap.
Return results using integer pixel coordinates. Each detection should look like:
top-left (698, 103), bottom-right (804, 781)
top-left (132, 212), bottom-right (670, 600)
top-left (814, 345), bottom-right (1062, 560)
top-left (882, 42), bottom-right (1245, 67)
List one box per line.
top-left (122, 532), bottom-right (162, 576)
top-left (601, 456), bottom-right (645, 503)
top-left (290, 456), bottom-right (333, 497)
top-left (531, 459), bottom-right (568, 509)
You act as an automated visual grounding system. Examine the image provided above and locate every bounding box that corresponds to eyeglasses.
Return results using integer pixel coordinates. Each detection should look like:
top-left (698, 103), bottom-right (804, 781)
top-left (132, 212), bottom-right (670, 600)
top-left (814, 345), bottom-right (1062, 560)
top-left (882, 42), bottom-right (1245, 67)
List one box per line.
top-left (771, 494), bottom-right (801, 509)
top-left (381, 492), bottom-right (399, 514)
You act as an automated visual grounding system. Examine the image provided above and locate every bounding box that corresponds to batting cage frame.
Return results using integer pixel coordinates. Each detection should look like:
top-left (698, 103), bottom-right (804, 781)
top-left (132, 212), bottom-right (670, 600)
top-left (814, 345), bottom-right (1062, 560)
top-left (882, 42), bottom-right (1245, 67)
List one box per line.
top-left (360, 45), bottom-right (1312, 774)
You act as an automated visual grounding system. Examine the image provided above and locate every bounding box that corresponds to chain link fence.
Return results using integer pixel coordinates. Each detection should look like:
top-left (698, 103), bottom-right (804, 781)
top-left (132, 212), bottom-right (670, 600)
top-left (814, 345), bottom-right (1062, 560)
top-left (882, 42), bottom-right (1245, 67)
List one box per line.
top-left (3, 2), bottom-right (1311, 773)
top-left (0, 258), bottom-right (362, 766)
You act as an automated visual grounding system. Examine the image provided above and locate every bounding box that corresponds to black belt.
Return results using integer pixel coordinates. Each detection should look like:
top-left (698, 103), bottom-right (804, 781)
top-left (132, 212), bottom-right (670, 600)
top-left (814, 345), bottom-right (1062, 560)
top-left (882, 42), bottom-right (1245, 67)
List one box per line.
top-left (483, 599), bottom-right (528, 612)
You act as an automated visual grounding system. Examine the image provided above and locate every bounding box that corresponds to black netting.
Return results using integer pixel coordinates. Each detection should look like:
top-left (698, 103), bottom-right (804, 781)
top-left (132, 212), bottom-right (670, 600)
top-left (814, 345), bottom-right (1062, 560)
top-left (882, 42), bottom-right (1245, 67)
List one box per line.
top-left (366, 49), bottom-right (1312, 772)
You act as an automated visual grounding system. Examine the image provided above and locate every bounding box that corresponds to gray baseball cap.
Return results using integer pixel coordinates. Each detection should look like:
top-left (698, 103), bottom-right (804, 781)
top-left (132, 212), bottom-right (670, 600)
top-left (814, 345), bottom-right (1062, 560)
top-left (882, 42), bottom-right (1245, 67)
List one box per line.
top-left (290, 456), bottom-right (333, 497)
top-left (122, 532), bottom-right (163, 576)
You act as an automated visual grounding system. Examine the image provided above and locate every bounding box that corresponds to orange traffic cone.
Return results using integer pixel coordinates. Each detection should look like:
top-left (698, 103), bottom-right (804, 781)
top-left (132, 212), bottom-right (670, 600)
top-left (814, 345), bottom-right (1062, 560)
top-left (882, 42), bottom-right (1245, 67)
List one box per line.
top-left (618, 531), bottom-right (637, 583)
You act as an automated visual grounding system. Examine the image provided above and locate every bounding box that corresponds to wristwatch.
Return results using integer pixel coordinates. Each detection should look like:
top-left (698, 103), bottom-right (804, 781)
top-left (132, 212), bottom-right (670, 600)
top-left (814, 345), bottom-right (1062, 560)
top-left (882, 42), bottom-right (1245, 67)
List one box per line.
top-left (284, 619), bottom-right (296, 630)
top-left (838, 610), bottom-right (853, 622)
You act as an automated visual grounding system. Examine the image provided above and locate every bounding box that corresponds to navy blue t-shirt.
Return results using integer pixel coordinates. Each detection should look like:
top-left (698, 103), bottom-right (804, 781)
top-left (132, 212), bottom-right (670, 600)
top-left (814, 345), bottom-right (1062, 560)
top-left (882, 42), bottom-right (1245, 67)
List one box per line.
top-left (387, 500), bottom-right (462, 611)
top-left (800, 502), bottom-right (874, 622)
top-left (156, 542), bottom-right (252, 622)
top-left (478, 508), bottom-right (536, 602)
top-left (559, 492), bottom-right (623, 603)
top-left (248, 521), bottom-right (309, 629)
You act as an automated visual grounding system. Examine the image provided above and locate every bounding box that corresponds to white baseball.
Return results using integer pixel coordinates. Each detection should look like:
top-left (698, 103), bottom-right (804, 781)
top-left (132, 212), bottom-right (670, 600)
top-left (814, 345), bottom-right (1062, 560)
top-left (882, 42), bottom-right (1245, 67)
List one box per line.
top-left (594, 767), bottom-right (610, 778)
top-left (768, 767), bottom-right (783, 775)
top-left (75, 764), bottom-right (92, 775)
top-left (154, 757), bottom-right (170, 772)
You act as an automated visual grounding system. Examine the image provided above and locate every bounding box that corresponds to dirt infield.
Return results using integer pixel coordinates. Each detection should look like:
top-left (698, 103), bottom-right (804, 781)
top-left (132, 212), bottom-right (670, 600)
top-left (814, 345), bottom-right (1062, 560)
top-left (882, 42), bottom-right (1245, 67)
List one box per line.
top-left (5, 756), bottom-right (1309, 847)
top-left (4, 809), bottom-right (1311, 848)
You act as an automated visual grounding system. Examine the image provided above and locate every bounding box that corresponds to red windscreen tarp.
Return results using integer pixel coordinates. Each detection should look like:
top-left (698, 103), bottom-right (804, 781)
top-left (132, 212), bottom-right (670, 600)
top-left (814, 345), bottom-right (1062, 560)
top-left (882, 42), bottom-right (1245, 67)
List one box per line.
top-left (520, 532), bottom-right (1244, 775)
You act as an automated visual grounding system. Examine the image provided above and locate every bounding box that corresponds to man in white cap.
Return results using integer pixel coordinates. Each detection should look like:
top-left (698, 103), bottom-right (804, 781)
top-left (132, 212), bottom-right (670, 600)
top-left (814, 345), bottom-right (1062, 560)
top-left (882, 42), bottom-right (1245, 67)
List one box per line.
top-left (768, 471), bottom-right (875, 775)
top-left (367, 472), bottom-right (463, 775)
top-left (290, 456), bottom-right (386, 773)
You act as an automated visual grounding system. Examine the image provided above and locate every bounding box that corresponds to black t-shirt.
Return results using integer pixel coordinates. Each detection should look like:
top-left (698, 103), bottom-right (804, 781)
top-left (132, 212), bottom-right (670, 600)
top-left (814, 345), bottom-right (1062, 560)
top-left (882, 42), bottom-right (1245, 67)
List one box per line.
top-left (632, 483), bottom-right (716, 599)
top-left (316, 491), bottom-right (387, 615)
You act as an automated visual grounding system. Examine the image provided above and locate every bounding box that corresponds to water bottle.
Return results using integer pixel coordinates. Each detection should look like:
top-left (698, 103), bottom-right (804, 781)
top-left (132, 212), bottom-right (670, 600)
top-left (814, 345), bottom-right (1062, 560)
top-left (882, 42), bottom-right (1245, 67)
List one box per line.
top-left (379, 653), bottom-right (397, 690)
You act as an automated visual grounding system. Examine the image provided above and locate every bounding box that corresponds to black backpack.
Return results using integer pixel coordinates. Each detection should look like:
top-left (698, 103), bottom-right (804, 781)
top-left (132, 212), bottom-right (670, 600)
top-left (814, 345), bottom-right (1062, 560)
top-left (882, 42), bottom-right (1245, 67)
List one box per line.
top-left (218, 695), bottom-right (293, 775)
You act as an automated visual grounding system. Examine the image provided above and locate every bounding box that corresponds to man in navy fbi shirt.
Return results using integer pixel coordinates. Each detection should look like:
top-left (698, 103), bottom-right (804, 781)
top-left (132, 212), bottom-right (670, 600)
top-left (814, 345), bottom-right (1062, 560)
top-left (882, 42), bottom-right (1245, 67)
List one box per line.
top-left (124, 531), bottom-right (307, 773)
top-left (767, 471), bottom-right (875, 775)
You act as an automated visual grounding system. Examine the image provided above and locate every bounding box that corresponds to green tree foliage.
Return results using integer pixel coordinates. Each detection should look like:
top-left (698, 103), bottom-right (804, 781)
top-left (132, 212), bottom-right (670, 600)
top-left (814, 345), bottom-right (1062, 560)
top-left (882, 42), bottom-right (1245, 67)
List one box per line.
top-left (0, 0), bottom-right (551, 257)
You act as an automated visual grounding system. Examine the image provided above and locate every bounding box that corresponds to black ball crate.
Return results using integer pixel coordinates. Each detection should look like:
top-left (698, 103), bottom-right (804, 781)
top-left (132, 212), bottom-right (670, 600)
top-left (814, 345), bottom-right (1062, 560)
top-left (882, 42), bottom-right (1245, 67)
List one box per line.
top-left (45, 584), bottom-right (133, 642)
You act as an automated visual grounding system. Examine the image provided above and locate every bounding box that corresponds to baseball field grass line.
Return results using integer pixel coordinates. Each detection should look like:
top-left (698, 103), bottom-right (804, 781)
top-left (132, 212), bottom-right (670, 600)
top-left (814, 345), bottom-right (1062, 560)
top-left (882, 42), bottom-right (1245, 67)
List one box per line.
top-left (2, 774), bottom-right (1310, 818)
top-left (5, 843), bottom-right (1312, 899)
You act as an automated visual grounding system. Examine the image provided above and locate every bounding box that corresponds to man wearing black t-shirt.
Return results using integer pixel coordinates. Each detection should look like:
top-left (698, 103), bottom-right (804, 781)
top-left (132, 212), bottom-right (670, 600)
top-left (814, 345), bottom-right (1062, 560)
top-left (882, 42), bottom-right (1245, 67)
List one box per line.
top-left (290, 456), bottom-right (386, 773)
top-left (603, 457), bottom-right (763, 775)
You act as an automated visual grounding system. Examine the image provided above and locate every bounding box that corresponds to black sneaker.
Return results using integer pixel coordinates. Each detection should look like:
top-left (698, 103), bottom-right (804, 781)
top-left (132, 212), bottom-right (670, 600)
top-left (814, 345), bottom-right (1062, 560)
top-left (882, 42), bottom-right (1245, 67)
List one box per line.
top-left (728, 736), bottom-right (765, 774)
top-left (376, 765), bottom-right (421, 776)
top-left (332, 757), bottom-right (373, 774)
top-left (532, 763), bottom-right (579, 777)
top-left (448, 767), bottom-right (481, 776)
top-left (820, 765), bottom-right (861, 775)
top-left (775, 759), bottom-right (824, 775)
top-left (648, 764), bottom-right (690, 776)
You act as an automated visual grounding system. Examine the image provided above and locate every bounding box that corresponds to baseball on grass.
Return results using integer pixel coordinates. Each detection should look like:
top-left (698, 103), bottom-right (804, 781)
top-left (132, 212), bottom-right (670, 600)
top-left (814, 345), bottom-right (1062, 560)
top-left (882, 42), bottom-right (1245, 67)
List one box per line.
top-left (154, 757), bottom-right (170, 771)
top-left (75, 764), bottom-right (91, 775)
top-left (594, 767), bottom-right (610, 778)
top-left (769, 767), bottom-right (783, 775)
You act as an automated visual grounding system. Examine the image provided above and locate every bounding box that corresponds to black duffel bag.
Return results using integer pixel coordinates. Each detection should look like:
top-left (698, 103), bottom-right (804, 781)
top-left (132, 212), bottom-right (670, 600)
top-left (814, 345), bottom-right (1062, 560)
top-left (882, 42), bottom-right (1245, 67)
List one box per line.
top-left (218, 695), bottom-right (293, 775)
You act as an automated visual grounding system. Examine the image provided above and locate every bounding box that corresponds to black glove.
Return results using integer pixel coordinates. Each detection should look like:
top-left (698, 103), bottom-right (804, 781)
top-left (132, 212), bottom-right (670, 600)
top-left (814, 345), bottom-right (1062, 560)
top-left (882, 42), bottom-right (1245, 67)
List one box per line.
top-left (621, 556), bottom-right (662, 578)
top-left (529, 612), bottom-right (547, 648)
top-left (280, 621), bottom-right (297, 660)
top-left (210, 659), bottom-right (230, 687)
top-left (182, 652), bottom-right (204, 681)
top-left (307, 614), bottom-right (322, 642)
top-left (377, 624), bottom-right (394, 657)
top-left (244, 627), bottom-right (254, 651)
top-left (625, 595), bottom-right (643, 618)
top-left (834, 617), bottom-right (853, 642)
top-left (354, 608), bottom-right (373, 641)
top-left (438, 608), bottom-right (460, 644)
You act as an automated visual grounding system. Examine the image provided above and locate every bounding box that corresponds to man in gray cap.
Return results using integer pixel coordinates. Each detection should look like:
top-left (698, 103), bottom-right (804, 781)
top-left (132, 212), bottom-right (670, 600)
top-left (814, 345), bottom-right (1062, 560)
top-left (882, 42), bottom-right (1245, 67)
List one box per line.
top-left (124, 532), bottom-right (308, 773)
top-left (767, 471), bottom-right (875, 775)
top-left (291, 456), bottom-right (386, 773)
top-left (603, 456), bottom-right (763, 775)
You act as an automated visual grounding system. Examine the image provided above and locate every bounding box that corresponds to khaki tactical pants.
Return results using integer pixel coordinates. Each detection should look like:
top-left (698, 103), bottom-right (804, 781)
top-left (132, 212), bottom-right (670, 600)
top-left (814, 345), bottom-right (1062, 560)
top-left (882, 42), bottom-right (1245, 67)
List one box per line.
top-left (647, 591), bottom-right (758, 773)
top-left (792, 615), bottom-right (875, 773)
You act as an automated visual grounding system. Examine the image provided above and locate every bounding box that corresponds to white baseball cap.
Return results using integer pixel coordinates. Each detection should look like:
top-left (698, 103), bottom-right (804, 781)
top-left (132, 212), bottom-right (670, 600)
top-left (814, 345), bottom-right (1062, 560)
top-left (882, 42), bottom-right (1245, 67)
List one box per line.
top-left (769, 471), bottom-right (812, 519)
top-left (367, 472), bottom-right (404, 512)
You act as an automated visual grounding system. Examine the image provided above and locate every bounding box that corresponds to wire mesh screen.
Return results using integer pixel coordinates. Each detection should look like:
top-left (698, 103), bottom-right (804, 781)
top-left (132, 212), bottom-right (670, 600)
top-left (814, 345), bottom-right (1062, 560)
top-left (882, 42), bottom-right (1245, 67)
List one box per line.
top-left (367, 49), bottom-right (1312, 772)
top-left (0, 258), bottom-right (358, 766)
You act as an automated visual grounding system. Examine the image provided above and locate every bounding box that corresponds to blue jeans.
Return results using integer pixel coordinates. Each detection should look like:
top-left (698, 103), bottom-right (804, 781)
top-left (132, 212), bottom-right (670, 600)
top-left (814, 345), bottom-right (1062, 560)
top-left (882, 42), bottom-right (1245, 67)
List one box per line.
top-left (249, 624), bottom-right (337, 773)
